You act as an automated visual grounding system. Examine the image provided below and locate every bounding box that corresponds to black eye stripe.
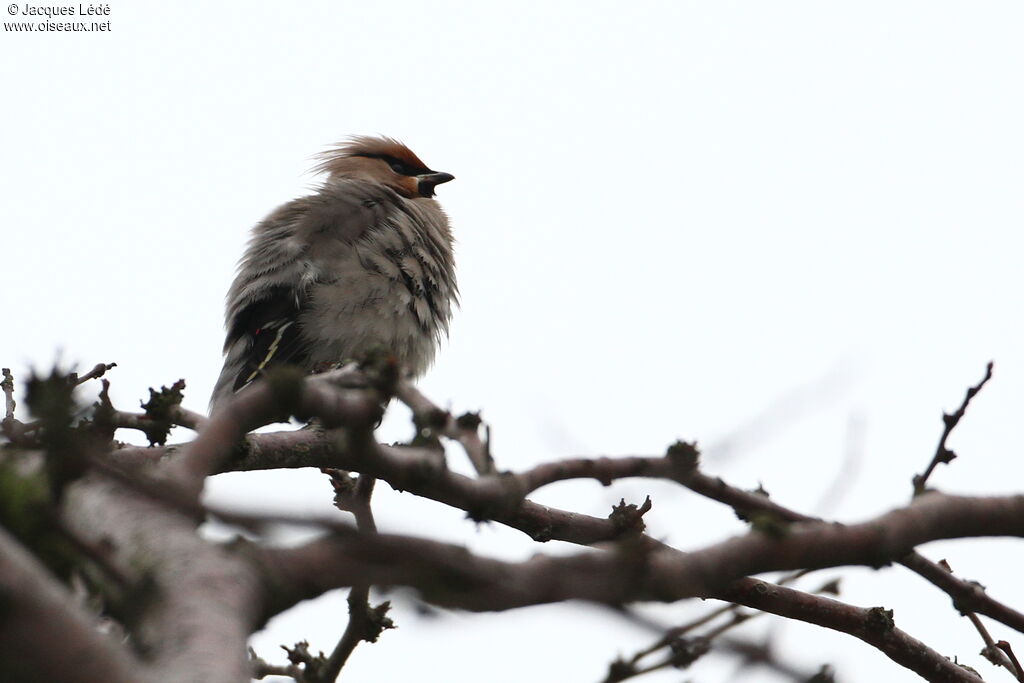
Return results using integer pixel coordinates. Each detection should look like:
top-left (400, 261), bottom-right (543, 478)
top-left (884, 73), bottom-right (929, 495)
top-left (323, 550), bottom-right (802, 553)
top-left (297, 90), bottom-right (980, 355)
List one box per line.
top-left (352, 153), bottom-right (427, 176)
top-left (383, 156), bottom-right (421, 176)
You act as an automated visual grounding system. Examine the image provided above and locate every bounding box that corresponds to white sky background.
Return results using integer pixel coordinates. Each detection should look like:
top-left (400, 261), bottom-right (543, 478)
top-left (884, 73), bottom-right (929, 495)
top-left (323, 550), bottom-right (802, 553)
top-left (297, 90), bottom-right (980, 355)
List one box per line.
top-left (2, 2), bottom-right (1024, 681)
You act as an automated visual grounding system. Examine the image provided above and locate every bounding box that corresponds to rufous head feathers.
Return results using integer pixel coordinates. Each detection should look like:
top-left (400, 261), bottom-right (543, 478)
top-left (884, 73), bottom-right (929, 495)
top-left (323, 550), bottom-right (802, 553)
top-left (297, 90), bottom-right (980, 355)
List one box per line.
top-left (314, 136), bottom-right (454, 199)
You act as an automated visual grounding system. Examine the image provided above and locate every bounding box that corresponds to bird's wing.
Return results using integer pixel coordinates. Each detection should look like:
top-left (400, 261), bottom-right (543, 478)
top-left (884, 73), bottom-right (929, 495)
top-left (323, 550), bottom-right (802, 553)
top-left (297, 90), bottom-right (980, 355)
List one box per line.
top-left (210, 182), bottom-right (391, 409)
top-left (226, 284), bottom-right (311, 392)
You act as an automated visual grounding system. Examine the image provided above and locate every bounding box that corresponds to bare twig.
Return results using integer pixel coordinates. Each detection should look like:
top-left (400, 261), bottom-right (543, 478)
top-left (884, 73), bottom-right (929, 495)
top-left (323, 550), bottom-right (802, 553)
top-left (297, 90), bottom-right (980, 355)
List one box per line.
top-left (628, 603), bottom-right (737, 664)
top-left (0, 367), bottom-right (34, 445)
top-left (913, 362), bottom-right (994, 496)
top-left (996, 641), bottom-right (1024, 683)
top-left (967, 613), bottom-right (1017, 675)
top-left (900, 553), bottom-right (1024, 634)
top-left (72, 362), bottom-right (117, 386)
top-left (2, 367), bottom-right (15, 419)
top-left (812, 411), bottom-right (866, 517)
top-left (317, 474), bottom-right (392, 683)
top-left (605, 611), bottom-right (749, 682)
top-left (716, 636), bottom-right (824, 682)
top-left (722, 580), bottom-right (979, 682)
top-left (395, 378), bottom-right (495, 474)
top-left (704, 361), bottom-right (857, 464)
top-left (609, 575), bottom-right (839, 682)
top-left (999, 643), bottom-right (1024, 683)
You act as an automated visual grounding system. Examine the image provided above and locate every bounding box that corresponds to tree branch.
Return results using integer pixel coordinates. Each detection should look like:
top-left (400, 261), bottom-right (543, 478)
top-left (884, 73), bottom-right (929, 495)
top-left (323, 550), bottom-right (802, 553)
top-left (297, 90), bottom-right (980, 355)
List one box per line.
top-left (165, 367), bottom-right (383, 498)
top-left (9, 362), bottom-right (1012, 683)
top-left (61, 476), bottom-right (265, 683)
top-left (0, 525), bottom-right (139, 683)
top-left (395, 378), bottom-right (495, 474)
top-left (257, 493), bottom-right (1016, 683)
top-left (721, 579), bottom-right (981, 682)
top-left (912, 362), bottom-right (994, 496)
top-left (316, 474), bottom-right (390, 683)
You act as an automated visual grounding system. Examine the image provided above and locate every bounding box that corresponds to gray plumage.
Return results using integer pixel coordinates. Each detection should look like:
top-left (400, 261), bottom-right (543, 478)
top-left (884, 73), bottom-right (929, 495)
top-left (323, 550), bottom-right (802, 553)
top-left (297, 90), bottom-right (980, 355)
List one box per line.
top-left (210, 136), bottom-right (457, 412)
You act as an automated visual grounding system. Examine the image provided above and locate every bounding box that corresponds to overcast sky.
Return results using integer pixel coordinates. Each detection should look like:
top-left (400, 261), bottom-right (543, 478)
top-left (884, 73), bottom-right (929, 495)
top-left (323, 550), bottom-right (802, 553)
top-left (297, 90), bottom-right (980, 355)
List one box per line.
top-left (3, 2), bottom-right (1023, 681)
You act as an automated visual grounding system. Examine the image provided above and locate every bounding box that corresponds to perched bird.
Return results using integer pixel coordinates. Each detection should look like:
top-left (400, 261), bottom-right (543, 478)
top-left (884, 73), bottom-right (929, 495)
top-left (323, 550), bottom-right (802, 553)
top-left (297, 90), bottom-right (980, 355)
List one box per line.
top-left (209, 136), bottom-right (457, 411)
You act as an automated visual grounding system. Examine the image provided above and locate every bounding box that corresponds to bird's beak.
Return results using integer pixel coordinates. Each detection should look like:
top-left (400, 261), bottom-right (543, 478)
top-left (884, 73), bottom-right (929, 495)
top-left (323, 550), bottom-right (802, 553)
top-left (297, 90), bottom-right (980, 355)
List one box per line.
top-left (417, 171), bottom-right (455, 198)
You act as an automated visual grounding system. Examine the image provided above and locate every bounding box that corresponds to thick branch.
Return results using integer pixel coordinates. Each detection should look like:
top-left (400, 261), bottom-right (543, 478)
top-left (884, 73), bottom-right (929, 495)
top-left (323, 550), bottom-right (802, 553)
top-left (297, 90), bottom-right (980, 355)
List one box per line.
top-left (86, 373), bottom-right (1018, 683)
top-left (119, 424), bottom-right (1024, 636)
top-left (722, 579), bottom-right (981, 683)
top-left (165, 368), bottom-right (382, 498)
top-left (260, 492), bottom-right (1024, 612)
top-left (257, 493), bottom-right (1017, 683)
top-left (62, 476), bottom-right (266, 683)
top-left (0, 526), bottom-right (139, 683)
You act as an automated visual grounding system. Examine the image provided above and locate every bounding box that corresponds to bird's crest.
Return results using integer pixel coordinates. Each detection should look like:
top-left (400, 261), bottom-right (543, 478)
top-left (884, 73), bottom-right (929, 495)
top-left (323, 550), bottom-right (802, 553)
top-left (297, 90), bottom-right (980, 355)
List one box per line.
top-left (313, 135), bottom-right (428, 176)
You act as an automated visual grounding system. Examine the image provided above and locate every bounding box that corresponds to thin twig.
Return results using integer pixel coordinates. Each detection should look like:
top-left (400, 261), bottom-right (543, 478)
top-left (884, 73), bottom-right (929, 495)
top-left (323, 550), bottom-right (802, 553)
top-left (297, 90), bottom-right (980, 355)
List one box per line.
top-left (812, 411), bottom-right (866, 517)
top-left (937, 557), bottom-right (1017, 678)
top-left (967, 613), bottom-right (1017, 675)
top-left (72, 362), bottom-right (117, 386)
top-left (717, 636), bottom-right (821, 682)
top-left (0, 367), bottom-right (33, 445)
top-left (628, 603), bottom-right (736, 664)
top-left (2, 367), bottom-right (15, 419)
top-left (912, 362), bottom-right (994, 496)
top-left (316, 474), bottom-right (387, 683)
top-left (995, 639), bottom-right (1024, 682)
top-left (395, 379), bottom-right (495, 474)
top-left (611, 574), bottom-right (838, 682)
top-left (250, 646), bottom-right (309, 682)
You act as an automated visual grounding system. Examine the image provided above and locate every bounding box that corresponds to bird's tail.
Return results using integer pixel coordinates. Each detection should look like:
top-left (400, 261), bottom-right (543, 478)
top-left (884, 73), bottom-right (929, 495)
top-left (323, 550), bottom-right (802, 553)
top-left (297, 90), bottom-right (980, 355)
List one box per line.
top-left (208, 337), bottom-right (250, 414)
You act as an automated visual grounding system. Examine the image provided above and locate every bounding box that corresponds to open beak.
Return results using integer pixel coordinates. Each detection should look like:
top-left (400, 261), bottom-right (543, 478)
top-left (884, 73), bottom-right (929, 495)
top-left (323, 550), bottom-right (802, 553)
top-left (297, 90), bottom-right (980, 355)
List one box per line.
top-left (417, 171), bottom-right (455, 198)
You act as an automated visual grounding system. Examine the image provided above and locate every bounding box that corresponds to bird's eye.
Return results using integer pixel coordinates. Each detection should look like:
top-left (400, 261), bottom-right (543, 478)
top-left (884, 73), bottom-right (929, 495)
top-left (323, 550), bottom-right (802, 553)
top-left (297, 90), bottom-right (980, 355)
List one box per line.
top-left (389, 161), bottom-right (408, 174)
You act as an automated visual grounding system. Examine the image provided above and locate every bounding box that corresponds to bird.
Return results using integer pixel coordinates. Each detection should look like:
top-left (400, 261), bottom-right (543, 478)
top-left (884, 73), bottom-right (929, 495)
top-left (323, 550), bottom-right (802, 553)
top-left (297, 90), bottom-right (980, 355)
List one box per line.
top-left (209, 135), bottom-right (457, 412)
